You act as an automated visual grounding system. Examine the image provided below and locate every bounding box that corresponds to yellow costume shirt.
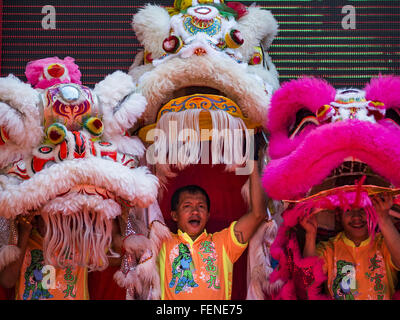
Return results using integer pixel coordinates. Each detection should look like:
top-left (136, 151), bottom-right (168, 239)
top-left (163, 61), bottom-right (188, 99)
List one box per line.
top-left (158, 221), bottom-right (247, 300)
top-left (317, 232), bottom-right (399, 300)
top-left (16, 230), bottom-right (89, 300)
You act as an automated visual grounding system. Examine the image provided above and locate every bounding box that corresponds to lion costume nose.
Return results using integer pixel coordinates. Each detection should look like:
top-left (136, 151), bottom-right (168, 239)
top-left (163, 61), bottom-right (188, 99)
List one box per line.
top-left (194, 47), bottom-right (207, 56)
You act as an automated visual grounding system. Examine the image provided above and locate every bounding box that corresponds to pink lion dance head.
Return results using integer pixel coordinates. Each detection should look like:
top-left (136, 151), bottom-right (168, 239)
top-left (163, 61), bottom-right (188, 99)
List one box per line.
top-left (25, 56), bottom-right (82, 89)
top-left (263, 75), bottom-right (400, 299)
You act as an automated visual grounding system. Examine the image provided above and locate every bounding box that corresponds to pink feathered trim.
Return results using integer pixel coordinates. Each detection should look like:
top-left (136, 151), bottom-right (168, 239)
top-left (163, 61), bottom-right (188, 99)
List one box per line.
top-left (269, 212), bottom-right (329, 300)
top-left (267, 77), bottom-right (336, 133)
top-left (365, 74), bottom-right (400, 109)
top-left (270, 184), bottom-right (379, 300)
top-left (284, 182), bottom-right (378, 241)
top-left (267, 75), bottom-right (400, 160)
top-left (25, 56), bottom-right (82, 89)
top-left (264, 120), bottom-right (400, 200)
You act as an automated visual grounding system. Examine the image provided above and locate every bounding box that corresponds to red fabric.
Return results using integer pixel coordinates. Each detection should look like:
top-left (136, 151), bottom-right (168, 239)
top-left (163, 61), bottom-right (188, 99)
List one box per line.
top-left (0, 287), bottom-right (14, 300)
top-left (159, 164), bottom-right (249, 300)
top-left (88, 266), bottom-right (126, 300)
top-left (393, 290), bottom-right (400, 300)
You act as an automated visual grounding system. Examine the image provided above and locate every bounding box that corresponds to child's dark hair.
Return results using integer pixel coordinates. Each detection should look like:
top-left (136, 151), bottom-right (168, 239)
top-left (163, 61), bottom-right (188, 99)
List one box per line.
top-left (171, 185), bottom-right (210, 212)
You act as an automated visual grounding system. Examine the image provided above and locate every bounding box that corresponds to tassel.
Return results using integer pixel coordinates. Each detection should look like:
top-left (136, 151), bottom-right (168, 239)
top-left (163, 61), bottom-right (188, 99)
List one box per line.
top-left (150, 109), bottom-right (250, 180)
top-left (42, 204), bottom-right (114, 271)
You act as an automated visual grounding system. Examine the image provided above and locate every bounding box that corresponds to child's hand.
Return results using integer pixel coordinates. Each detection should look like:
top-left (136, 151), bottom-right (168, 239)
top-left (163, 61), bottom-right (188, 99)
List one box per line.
top-left (300, 214), bottom-right (318, 236)
top-left (372, 193), bottom-right (393, 222)
top-left (17, 213), bottom-right (35, 235)
top-left (16, 212), bottom-right (36, 245)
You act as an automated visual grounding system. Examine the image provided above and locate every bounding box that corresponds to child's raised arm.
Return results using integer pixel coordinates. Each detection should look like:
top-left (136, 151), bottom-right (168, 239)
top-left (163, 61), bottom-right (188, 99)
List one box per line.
top-left (300, 214), bottom-right (318, 257)
top-left (373, 193), bottom-right (400, 269)
top-left (233, 161), bottom-right (267, 244)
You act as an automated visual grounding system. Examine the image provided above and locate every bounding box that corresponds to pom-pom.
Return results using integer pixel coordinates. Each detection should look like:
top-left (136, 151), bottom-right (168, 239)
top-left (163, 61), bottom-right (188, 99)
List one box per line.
top-left (317, 104), bottom-right (335, 123)
top-left (46, 123), bottom-right (67, 145)
top-left (144, 51), bottom-right (154, 64)
top-left (249, 52), bottom-right (262, 65)
top-left (84, 117), bottom-right (104, 136)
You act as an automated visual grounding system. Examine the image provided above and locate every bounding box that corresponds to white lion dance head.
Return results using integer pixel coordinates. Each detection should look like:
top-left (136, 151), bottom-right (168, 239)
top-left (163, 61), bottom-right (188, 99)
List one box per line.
top-left (0, 57), bottom-right (159, 279)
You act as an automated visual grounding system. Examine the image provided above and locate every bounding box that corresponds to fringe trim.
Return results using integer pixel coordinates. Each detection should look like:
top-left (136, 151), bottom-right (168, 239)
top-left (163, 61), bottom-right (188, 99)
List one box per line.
top-left (270, 230), bottom-right (329, 300)
top-left (0, 158), bottom-right (159, 218)
top-left (114, 248), bottom-right (161, 300)
top-left (149, 219), bottom-right (171, 251)
top-left (246, 220), bottom-right (283, 299)
top-left (148, 109), bottom-right (250, 179)
top-left (41, 205), bottom-right (114, 272)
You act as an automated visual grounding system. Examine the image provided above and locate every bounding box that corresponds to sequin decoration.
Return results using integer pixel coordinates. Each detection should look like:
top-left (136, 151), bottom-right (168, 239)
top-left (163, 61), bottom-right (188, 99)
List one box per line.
top-left (286, 236), bottom-right (316, 300)
top-left (0, 218), bottom-right (11, 247)
top-left (120, 214), bottom-right (137, 299)
top-left (183, 14), bottom-right (221, 37)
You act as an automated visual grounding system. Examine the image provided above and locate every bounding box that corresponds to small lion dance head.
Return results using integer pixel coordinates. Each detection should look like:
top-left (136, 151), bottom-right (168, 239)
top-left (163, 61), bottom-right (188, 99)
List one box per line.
top-left (0, 57), bottom-right (158, 273)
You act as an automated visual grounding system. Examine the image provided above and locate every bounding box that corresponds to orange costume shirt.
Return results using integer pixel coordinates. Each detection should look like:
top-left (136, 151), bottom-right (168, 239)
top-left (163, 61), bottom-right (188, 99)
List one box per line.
top-left (16, 230), bottom-right (89, 300)
top-left (317, 232), bottom-right (399, 300)
top-left (158, 221), bottom-right (247, 300)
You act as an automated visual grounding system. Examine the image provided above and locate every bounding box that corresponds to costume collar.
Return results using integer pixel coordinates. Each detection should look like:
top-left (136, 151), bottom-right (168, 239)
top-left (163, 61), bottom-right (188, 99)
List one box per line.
top-left (177, 229), bottom-right (208, 245)
top-left (341, 232), bottom-right (371, 247)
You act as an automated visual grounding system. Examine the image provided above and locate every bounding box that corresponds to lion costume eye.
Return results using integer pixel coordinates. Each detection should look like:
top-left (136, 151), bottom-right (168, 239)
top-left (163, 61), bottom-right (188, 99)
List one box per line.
top-left (384, 108), bottom-right (400, 126)
top-left (288, 108), bottom-right (319, 139)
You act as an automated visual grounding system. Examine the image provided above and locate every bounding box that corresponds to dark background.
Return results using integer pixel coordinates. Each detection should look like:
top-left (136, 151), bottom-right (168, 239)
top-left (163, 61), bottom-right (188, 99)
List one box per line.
top-left (0, 0), bottom-right (399, 88)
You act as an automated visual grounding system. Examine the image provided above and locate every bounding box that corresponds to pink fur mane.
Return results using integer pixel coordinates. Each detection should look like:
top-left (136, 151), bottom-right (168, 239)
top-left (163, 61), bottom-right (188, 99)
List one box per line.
top-left (267, 77), bottom-right (336, 142)
top-left (25, 56), bottom-right (82, 89)
top-left (264, 75), bottom-right (400, 300)
top-left (269, 183), bottom-right (378, 300)
top-left (365, 74), bottom-right (400, 109)
top-left (263, 75), bottom-right (400, 200)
